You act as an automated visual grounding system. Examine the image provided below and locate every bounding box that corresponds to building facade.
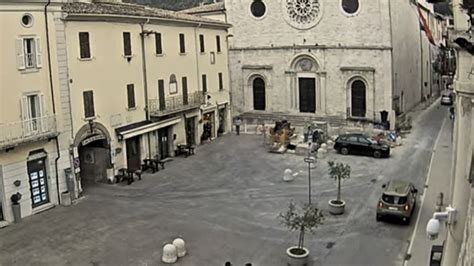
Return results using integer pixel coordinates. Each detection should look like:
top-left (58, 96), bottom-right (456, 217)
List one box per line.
top-left (206, 0), bottom-right (446, 127)
top-left (0, 0), bottom-right (232, 224)
top-left (0, 0), bottom-right (70, 224)
top-left (62, 1), bottom-right (232, 188)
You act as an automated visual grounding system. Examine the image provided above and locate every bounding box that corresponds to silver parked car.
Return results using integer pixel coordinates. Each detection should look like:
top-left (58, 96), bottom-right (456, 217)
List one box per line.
top-left (441, 90), bottom-right (454, 105)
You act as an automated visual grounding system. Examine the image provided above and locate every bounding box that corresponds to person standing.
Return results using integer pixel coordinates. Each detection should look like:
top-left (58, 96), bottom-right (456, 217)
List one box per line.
top-left (235, 117), bottom-right (242, 135)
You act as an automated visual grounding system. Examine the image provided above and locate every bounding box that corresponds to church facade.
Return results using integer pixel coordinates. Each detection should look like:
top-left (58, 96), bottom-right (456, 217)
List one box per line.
top-left (222, 0), bottom-right (439, 125)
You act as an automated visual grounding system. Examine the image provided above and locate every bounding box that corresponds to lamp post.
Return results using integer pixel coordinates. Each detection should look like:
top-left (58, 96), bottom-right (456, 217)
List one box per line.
top-left (304, 142), bottom-right (315, 205)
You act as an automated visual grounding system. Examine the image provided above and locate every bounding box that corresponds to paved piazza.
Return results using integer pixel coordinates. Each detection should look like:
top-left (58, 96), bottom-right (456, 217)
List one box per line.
top-left (0, 105), bottom-right (445, 266)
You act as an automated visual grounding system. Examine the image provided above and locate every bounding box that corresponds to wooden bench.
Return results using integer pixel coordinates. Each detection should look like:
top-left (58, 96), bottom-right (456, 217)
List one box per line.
top-left (176, 144), bottom-right (196, 158)
top-left (157, 158), bottom-right (173, 169)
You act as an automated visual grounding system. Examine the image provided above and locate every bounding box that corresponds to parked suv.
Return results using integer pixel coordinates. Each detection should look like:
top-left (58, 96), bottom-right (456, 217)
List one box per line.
top-left (376, 180), bottom-right (418, 224)
top-left (334, 133), bottom-right (390, 158)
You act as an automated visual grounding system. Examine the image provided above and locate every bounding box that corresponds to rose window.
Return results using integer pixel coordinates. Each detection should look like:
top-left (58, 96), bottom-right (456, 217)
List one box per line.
top-left (283, 0), bottom-right (322, 29)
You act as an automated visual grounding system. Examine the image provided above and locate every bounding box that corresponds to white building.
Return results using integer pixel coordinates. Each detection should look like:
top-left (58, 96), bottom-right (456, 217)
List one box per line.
top-left (184, 0), bottom-right (447, 128)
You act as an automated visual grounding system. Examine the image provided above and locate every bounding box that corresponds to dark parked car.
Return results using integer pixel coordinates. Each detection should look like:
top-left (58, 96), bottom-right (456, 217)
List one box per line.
top-left (376, 180), bottom-right (418, 224)
top-left (334, 133), bottom-right (390, 158)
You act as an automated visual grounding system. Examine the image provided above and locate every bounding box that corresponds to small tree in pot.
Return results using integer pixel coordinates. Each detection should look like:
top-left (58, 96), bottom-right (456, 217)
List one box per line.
top-left (327, 161), bottom-right (351, 215)
top-left (279, 200), bottom-right (324, 266)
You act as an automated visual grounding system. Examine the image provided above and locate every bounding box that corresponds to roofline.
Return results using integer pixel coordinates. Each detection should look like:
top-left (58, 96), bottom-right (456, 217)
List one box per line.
top-left (64, 13), bottom-right (232, 29)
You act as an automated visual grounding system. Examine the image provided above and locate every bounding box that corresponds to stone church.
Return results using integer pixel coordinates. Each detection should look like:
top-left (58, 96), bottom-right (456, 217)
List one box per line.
top-left (185, 0), bottom-right (441, 127)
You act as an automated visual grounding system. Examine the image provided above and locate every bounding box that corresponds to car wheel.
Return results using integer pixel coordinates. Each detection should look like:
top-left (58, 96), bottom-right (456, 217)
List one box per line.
top-left (373, 150), bottom-right (382, 158)
top-left (376, 214), bottom-right (382, 222)
top-left (341, 147), bottom-right (349, 155)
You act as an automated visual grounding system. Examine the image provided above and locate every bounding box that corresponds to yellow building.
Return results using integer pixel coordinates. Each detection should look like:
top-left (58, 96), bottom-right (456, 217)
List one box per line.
top-left (0, 0), bottom-right (231, 225)
top-left (62, 1), bottom-right (232, 187)
top-left (0, 0), bottom-right (71, 225)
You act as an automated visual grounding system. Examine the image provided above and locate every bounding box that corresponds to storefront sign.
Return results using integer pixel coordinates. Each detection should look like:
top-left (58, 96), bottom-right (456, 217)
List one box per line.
top-left (81, 135), bottom-right (106, 146)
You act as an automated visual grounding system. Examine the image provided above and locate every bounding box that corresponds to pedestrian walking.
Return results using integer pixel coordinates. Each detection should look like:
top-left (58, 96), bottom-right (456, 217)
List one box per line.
top-left (235, 117), bottom-right (242, 135)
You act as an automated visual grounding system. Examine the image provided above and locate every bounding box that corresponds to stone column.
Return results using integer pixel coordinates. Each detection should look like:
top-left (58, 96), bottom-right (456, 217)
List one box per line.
top-left (318, 72), bottom-right (327, 115)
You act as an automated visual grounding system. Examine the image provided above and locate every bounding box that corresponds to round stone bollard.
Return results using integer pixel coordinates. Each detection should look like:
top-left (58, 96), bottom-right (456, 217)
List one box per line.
top-left (320, 143), bottom-right (327, 149)
top-left (172, 238), bottom-right (187, 257)
top-left (162, 244), bottom-right (177, 264)
top-left (283, 169), bottom-right (294, 182)
top-left (317, 148), bottom-right (327, 159)
top-left (327, 140), bottom-right (334, 147)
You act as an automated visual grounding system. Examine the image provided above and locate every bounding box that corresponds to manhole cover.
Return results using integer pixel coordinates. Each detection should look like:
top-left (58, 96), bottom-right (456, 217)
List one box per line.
top-left (326, 242), bottom-right (335, 249)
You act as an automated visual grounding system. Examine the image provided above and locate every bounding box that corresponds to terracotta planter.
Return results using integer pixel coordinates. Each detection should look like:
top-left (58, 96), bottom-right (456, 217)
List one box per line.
top-left (328, 199), bottom-right (345, 215)
top-left (286, 246), bottom-right (309, 266)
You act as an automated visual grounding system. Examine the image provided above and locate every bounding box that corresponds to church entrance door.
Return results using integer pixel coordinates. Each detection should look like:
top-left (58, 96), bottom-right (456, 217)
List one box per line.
top-left (299, 78), bottom-right (316, 113)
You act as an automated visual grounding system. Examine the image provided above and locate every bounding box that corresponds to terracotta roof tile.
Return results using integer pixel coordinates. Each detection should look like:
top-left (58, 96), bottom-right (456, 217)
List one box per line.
top-left (63, 2), bottom-right (230, 26)
top-left (179, 2), bottom-right (225, 14)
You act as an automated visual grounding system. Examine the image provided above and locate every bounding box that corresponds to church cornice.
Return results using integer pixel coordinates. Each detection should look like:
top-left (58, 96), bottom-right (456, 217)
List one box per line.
top-left (230, 44), bottom-right (392, 51)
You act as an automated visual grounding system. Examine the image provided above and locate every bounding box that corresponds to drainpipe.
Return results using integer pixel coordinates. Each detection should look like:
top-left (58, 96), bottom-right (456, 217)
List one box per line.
top-left (140, 19), bottom-right (152, 159)
top-left (44, 0), bottom-right (61, 205)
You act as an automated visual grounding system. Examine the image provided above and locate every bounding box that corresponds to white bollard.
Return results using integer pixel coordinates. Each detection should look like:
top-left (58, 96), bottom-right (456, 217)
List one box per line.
top-left (320, 143), bottom-right (327, 149)
top-left (172, 238), bottom-right (187, 257)
top-left (283, 169), bottom-right (294, 182)
top-left (162, 244), bottom-right (177, 264)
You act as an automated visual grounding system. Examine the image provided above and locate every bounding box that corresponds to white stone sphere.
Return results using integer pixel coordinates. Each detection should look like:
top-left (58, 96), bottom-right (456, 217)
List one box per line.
top-left (321, 143), bottom-right (327, 149)
top-left (162, 244), bottom-right (177, 264)
top-left (172, 238), bottom-right (186, 257)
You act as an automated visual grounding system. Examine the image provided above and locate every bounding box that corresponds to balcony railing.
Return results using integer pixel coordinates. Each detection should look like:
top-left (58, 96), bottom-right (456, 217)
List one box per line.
top-left (149, 91), bottom-right (204, 116)
top-left (0, 115), bottom-right (58, 150)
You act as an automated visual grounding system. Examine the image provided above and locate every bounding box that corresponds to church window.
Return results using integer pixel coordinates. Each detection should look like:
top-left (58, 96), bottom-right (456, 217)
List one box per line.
top-left (341, 0), bottom-right (360, 16)
top-left (282, 0), bottom-right (322, 29)
top-left (250, 0), bottom-right (266, 18)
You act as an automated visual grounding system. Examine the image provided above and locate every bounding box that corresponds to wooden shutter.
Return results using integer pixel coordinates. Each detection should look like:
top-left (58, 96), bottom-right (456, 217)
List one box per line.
top-left (79, 32), bottom-right (90, 59)
top-left (35, 37), bottom-right (42, 68)
top-left (16, 38), bottom-right (26, 70)
top-left (123, 32), bottom-right (132, 56)
top-left (21, 96), bottom-right (31, 135)
top-left (127, 84), bottom-right (136, 108)
top-left (39, 93), bottom-right (46, 132)
top-left (218, 73), bottom-right (223, 90)
top-left (202, 74), bottom-right (207, 94)
top-left (155, 33), bottom-right (162, 54)
top-left (83, 91), bottom-right (95, 118)
top-left (182, 77), bottom-right (188, 105)
top-left (216, 35), bottom-right (221, 52)
top-left (199, 34), bottom-right (205, 53)
top-left (179, 33), bottom-right (185, 53)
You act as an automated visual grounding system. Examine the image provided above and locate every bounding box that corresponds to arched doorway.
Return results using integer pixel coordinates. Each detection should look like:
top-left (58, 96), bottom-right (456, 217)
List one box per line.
top-left (289, 55), bottom-right (319, 113)
top-left (74, 122), bottom-right (111, 188)
top-left (253, 77), bottom-right (266, 110)
top-left (351, 79), bottom-right (367, 117)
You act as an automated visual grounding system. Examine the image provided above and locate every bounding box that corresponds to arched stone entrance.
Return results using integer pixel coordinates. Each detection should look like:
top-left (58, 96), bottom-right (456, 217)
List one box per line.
top-left (73, 122), bottom-right (111, 187)
top-left (288, 54), bottom-right (324, 114)
top-left (253, 77), bottom-right (266, 111)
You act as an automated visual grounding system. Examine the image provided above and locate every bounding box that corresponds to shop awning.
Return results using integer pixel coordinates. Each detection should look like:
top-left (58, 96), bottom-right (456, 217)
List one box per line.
top-left (116, 117), bottom-right (181, 140)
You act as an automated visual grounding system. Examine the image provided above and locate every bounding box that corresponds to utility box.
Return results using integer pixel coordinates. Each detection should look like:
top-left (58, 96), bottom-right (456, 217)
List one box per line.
top-left (64, 168), bottom-right (75, 202)
top-left (429, 244), bottom-right (443, 266)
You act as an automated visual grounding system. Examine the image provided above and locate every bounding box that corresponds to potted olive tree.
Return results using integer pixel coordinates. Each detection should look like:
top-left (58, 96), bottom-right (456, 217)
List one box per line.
top-left (279, 200), bottom-right (324, 266)
top-left (327, 161), bottom-right (351, 215)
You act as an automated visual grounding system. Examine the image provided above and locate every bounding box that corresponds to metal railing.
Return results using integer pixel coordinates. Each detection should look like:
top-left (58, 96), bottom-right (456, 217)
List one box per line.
top-left (0, 115), bottom-right (58, 149)
top-left (149, 91), bottom-right (204, 116)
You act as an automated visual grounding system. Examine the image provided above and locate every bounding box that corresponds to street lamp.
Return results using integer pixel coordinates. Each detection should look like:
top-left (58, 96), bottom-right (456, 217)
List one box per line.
top-left (304, 142), bottom-right (316, 205)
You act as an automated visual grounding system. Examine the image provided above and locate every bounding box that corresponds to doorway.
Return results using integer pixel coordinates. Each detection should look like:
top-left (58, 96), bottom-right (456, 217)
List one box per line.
top-left (79, 137), bottom-right (109, 184)
top-left (299, 78), bottom-right (316, 113)
top-left (218, 107), bottom-right (226, 135)
top-left (253, 77), bottom-right (266, 111)
top-left (158, 127), bottom-right (170, 158)
top-left (185, 117), bottom-right (196, 145)
top-left (27, 157), bottom-right (49, 208)
top-left (351, 80), bottom-right (366, 117)
top-left (126, 136), bottom-right (141, 171)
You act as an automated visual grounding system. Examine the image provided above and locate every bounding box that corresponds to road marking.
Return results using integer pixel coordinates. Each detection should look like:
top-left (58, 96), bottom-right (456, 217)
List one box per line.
top-left (403, 117), bottom-right (446, 266)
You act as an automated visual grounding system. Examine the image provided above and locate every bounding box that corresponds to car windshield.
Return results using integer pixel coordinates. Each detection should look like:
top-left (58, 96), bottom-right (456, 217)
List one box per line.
top-left (382, 194), bottom-right (407, 205)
